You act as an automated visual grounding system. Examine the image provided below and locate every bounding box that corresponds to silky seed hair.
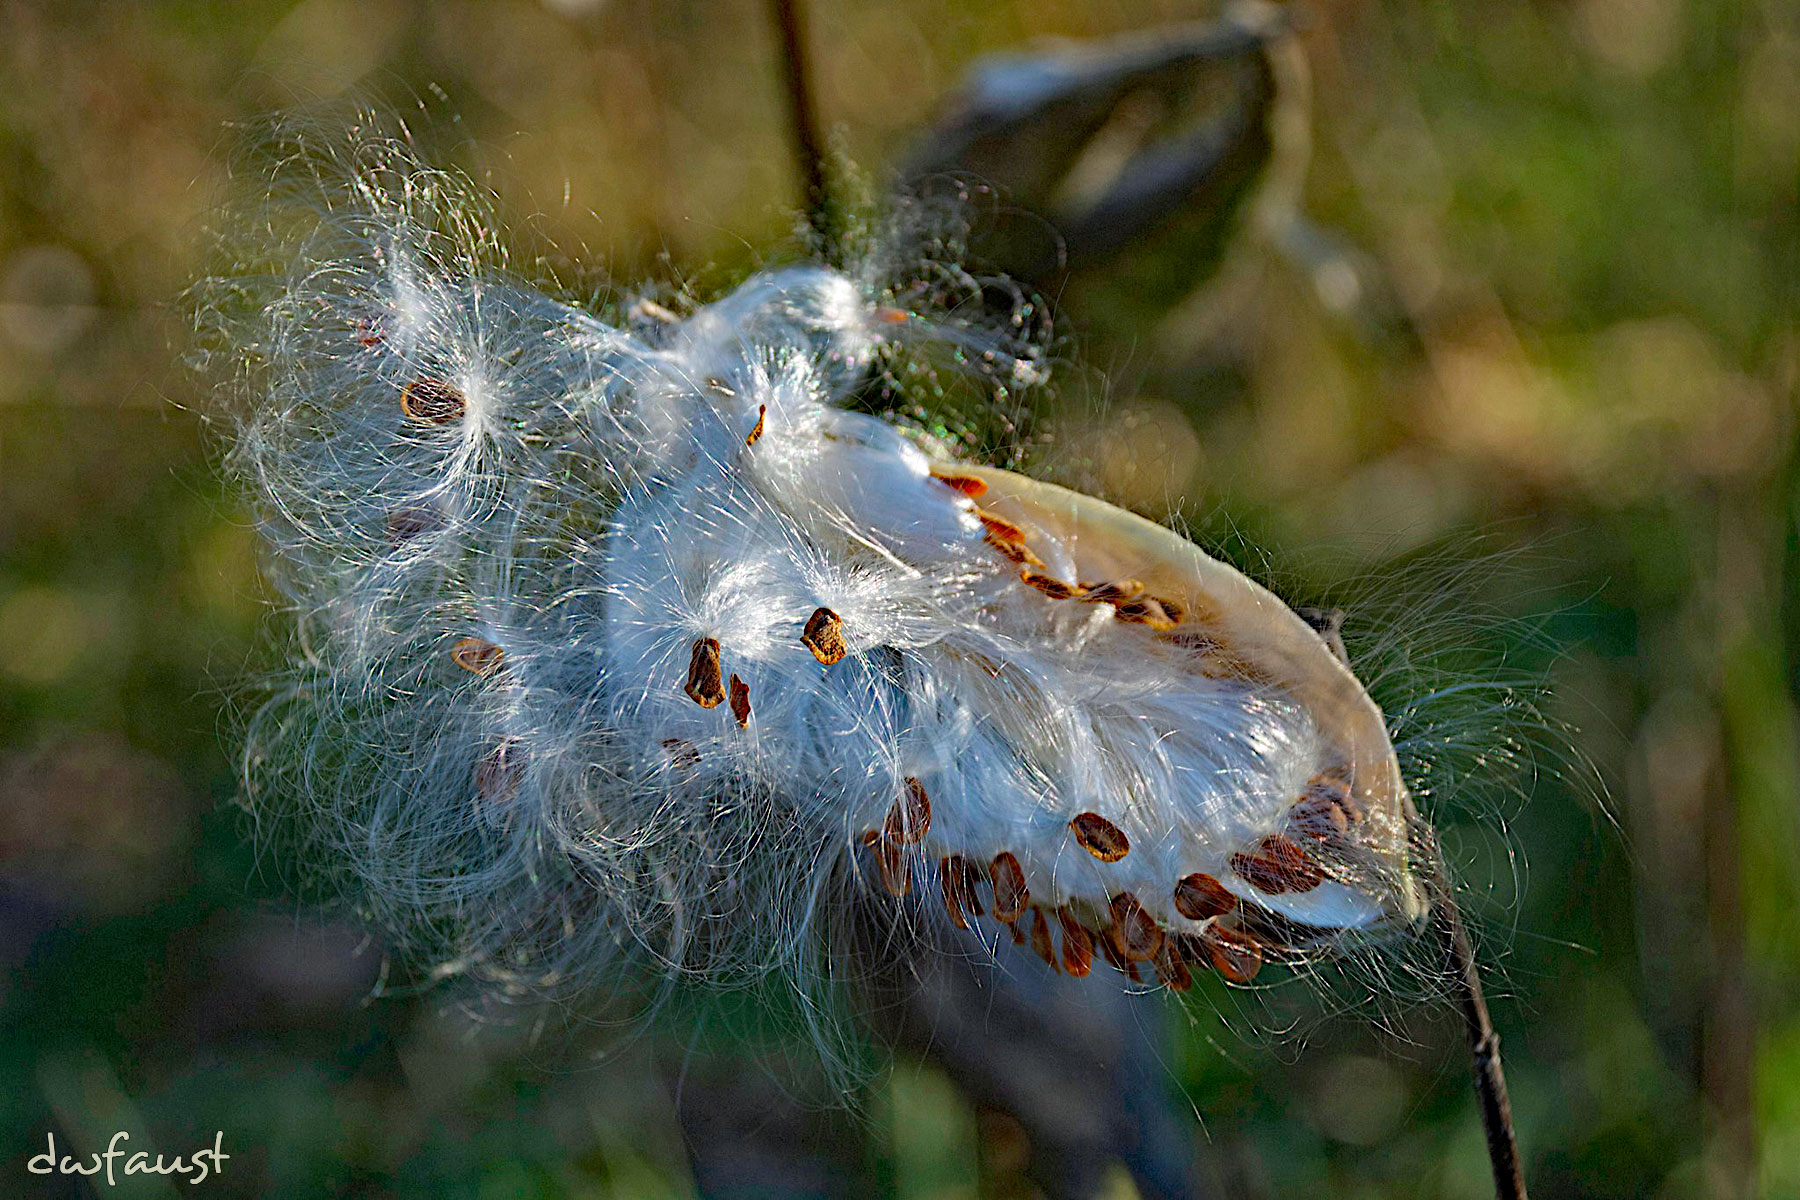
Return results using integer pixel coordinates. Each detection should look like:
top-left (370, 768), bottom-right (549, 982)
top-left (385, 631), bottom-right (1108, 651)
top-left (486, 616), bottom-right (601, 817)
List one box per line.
top-left (191, 117), bottom-right (1538, 1039)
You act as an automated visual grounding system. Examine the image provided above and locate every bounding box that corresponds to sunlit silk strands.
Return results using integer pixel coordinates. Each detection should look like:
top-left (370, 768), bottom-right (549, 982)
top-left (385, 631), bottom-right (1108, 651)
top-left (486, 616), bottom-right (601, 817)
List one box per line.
top-left (194, 126), bottom-right (1435, 1020)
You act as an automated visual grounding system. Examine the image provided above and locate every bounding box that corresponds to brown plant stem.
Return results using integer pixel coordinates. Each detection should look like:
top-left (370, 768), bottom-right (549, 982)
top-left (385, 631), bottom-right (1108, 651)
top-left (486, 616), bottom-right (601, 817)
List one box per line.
top-left (1412, 814), bottom-right (1529, 1200)
top-left (768, 0), bottom-right (835, 248)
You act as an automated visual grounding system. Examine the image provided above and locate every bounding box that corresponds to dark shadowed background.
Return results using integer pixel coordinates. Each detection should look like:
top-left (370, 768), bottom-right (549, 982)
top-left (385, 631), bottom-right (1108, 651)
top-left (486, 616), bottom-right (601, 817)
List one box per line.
top-left (1, 0), bottom-right (1796, 1197)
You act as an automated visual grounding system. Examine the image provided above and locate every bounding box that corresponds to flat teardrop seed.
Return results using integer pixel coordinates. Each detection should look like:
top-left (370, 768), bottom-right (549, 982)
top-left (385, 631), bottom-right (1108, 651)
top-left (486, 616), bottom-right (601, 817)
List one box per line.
top-left (940, 855), bottom-right (982, 930)
top-left (976, 510), bottom-right (1028, 546)
top-left (1028, 906), bottom-right (1059, 972)
top-left (684, 638), bottom-right (727, 708)
top-left (1289, 793), bottom-right (1350, 841)
top-left (660, 738), bottom-right (700, 771)
top-left (1231, 835), bottom-right (1325, 895)
top-left (1202, 924), bottom-right (1265, 983)
top-left (1173, 872), bottom-right (1237, 920)
top-left (386, 505), bottom-right (441, 543)
top-left (474, 739), bottom-right (523, 801)
top-left (1079, 579), bottom-right (1145, 606)
top-left (1155, 939), bottom-right (1194, 992)
top-left (1057, 909), bottom-right (1094, 977)
top-left (801, 607), bottom-right (848, 665)
top-left (1293, 768), bottom-right (1363, 832)
top-left (944, 855), bottom-right (987, 920)
top-left (867, 834), bottom-right (910, 896)
top-left (451, 636), bottom-right (504, 676)
top-left (1021, 570), bottom-right (1085, 600)
top-left (728, 673), bottom-right (751, 727)
top-left (1113, 596), bottom-right (1182, 631)
top-left (1070, 812), bottom-right (1131, 862)
top-left (977, 511), bottom-right (1043, 567)
top-left (1097, 929), bottom-right (1132, 975)
top-left (400, 377), bottom-right (466, 425)
top-left (930, 470), bottom-right (989, 498)
top-left (884, 777), bottom-right (932, 845)
top-left (990, 852), bottom-right (1028, 922)
top-left (1107, 892), bottom-right (1165, 962)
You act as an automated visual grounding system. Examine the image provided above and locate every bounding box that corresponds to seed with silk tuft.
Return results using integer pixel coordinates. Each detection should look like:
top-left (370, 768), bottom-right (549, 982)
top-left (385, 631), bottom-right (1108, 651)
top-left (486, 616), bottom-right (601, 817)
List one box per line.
top-left (399, 377), bottom-right (466, 425)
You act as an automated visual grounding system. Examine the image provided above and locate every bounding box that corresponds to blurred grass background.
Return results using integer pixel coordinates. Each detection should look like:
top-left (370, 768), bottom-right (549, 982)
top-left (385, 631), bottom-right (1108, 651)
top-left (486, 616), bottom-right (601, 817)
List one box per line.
top-left (1, 0), bottom-right (1797, 1196)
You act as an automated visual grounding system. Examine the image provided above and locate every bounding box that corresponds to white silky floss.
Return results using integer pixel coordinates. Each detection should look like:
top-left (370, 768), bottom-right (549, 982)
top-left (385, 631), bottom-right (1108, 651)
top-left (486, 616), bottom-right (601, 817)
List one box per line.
top-left (208, 148), bottom-right (1424, 999)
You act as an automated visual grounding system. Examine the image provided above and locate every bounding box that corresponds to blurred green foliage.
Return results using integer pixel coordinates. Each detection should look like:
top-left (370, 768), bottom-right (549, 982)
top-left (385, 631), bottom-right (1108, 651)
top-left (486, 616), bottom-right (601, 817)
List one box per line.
top-left (1, 0), bottom-right (1796, 1197)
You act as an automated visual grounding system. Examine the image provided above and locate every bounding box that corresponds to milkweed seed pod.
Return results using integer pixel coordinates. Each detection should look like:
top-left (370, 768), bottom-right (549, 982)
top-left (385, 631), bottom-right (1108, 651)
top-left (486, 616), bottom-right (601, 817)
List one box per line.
top-left (194, 126), bottom-right (1428, 1011)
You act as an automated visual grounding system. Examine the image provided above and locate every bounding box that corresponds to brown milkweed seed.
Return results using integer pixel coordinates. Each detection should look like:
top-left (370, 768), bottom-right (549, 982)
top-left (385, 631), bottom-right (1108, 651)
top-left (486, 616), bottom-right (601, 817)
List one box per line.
top-left (940, 874), bottom-right (968, 930)
top-left (660, 738), bottom-right (700, 771)
top-left (1202, 924), bottom-right (1265, 984)
top-left (1057, 909), bottom-right (1094, 978)
top-left (884, 777), bottom-right (932, 844)
top-left (1079, 579), bottom-right (1146, 606)
top-left (1172, 872), bottom-right (1237, 920)
top-left (745, 404), bottom-right (766, 447)
top-left (728, 673), bottom-right (751, 727)
top-left (451, 636), bottom-right (504, 676)
top-left (386, 505), bottom-right (440, 543)
top-left (400, 377), bottom-right (466, 425)
top-left (867, 834), bottom-right (910, 896)
top-left (987, 538), bottom-right (1042, 567)
top-left (977, 512), bottom-right (1044, 567)
top-left (1298, 768), bottom-right (1363, 824)
top-left (1096, 931), bottom-right (1142, 980)
top-left (1029, 906), bottom-right (1059, 972)
top-left (800, 607), bottom-right (848, 665)
top-left (990, 852), bottom-right (1028, 922)
top-left (950, 855), bottom-right (987, 916)
top-left (1288, 793), bottom-right (1350, 841)
top-left (1069, 812), bottom-right (1130, 862)
top-left (977, 511), bottom-right (1026, 544)
top-left (475, 739), bottom-right (523, 801)
top-left (1304, 768), bottom-right (1353, 801)
top-left (684, 638), bottom-right (727, 708)
top-left (940, 855), bottom-right (984, 930)
top-left (1113, 596), bottom-right (1183, 631)
top-left (1021, 570), bottom-right (1085, 600)
top-left (1155, 939), bottom-right (1194, 992)
top-left (1231, 834), bottom-right (1325, 895)
top-left (1107, 892), bottom-right (1165, 962)
top-left (930, 470), bottom-right (989, 499)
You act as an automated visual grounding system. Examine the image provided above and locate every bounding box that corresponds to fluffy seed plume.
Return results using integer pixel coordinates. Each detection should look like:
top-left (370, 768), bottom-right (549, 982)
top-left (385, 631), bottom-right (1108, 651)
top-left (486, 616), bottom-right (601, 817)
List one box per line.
top-left (191, 119), bottom-right (1468, 1031)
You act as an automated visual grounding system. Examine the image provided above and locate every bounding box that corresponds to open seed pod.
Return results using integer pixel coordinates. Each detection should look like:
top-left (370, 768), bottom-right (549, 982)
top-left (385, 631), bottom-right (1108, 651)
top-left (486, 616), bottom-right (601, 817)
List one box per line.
top-left (600, 284), bottom-right (1429, 983)
top-left (957, 463), bottom-right (1428, 935)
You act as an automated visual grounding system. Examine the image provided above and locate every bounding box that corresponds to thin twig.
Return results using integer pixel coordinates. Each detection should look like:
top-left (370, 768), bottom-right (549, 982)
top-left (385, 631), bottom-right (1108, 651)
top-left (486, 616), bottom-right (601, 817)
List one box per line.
top-left (768, 0), bottom-right (836, 248)
top-left (1412, 813), bottom-right (1530, 1200)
